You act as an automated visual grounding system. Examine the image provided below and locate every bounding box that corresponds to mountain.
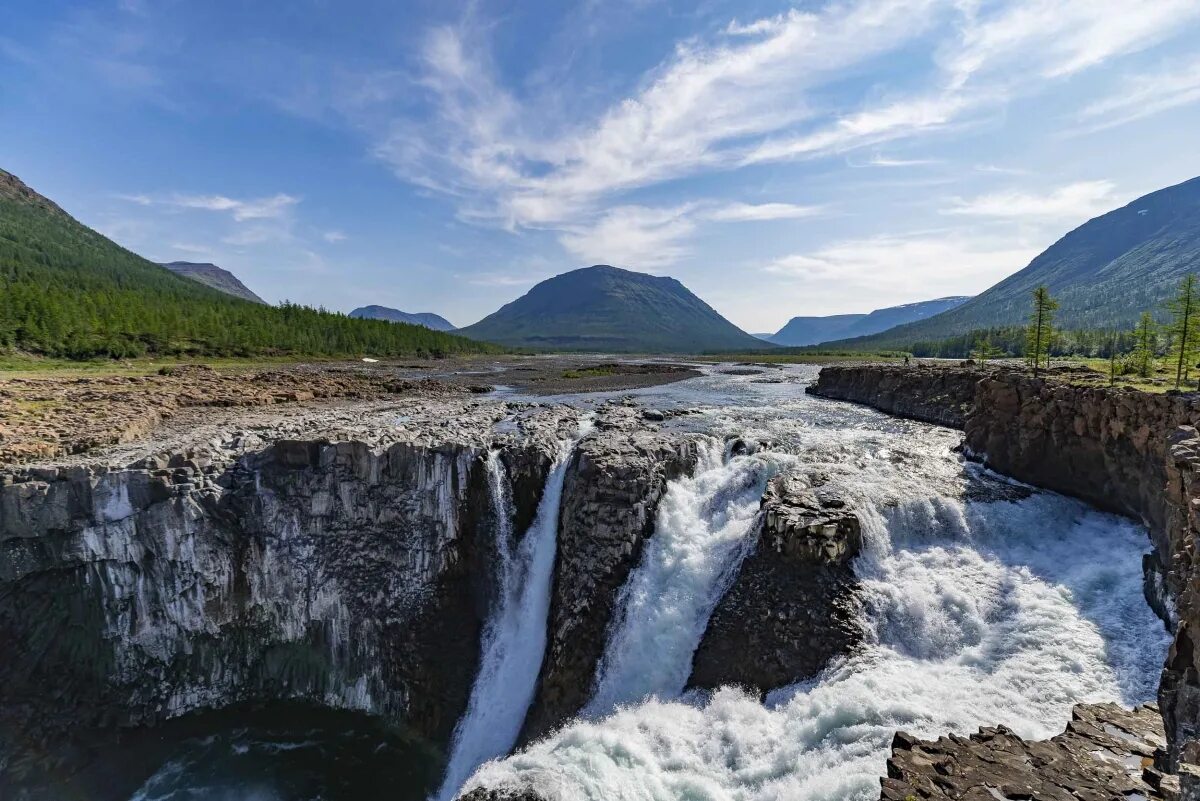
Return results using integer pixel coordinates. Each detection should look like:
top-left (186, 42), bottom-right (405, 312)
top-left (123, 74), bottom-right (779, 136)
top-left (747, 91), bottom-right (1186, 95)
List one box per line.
top-left (457, 264), bottom-right (767, 352)
top-left (161, 261), bottom-right (265, 304)
top-left (349, 305), bottom-right (456, 331)
top-left (0, 168), bottom-right (497, 360)
top-left (834, 175), bottom-right (1200, 349)
top-left (768, 297), bottom-right (971, 346)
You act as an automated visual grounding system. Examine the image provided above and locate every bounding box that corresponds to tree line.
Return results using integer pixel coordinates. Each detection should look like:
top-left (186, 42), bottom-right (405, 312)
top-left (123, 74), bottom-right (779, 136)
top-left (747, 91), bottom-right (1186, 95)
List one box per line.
top-left (950, 275), bottom-right (1200, 389)
top-left (0, 193), bottom-right (498, 360)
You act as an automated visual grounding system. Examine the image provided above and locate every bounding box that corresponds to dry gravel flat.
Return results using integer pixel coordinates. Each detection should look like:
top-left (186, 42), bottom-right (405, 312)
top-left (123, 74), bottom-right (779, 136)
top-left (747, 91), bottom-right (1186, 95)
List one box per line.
top-left (0, 356), bottom-right (701, 466)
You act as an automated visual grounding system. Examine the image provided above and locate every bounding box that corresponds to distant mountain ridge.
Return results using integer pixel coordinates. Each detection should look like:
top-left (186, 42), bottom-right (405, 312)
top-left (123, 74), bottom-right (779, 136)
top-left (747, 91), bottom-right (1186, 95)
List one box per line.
top-left (161, 261), bottom-right (265, 304)
top-left (349, 305), bottom-right (456, 331)
top-left (457, 264), bottom-right (767, 353)
top-left (835, 175), bottom-right (1200, 349)
top-left (768, 297), bottom-right (971, 346)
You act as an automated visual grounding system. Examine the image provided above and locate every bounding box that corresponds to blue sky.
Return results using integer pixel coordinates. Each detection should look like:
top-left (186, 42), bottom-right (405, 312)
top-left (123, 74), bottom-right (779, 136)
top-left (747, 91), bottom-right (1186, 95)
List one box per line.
top-left (4, 0), bottom-right (1200, 332)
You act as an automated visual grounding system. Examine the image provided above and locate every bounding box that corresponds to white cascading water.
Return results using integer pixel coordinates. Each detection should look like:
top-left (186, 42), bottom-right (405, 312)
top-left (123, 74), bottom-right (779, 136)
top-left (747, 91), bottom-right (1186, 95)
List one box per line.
top-left (585, 439), bottom-right (796, 716)
top-left (462, 368), bottom-right (1172, 801)
top-left (437, 421), bottom-right (594, 800)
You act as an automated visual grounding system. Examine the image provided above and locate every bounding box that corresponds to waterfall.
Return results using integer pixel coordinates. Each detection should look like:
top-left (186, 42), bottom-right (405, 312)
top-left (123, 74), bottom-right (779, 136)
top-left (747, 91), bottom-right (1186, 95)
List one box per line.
top-left (463, 417), bottom-right (1171, 800)
top-left (436, 420), bottom-right (593, 800)
top-left (585, 438), bottom-right (794, 716)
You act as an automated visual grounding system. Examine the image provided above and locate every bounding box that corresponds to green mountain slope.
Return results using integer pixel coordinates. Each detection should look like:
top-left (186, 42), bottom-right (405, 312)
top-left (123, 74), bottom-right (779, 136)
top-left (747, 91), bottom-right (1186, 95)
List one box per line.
top-left (457, 265), bottom-right (767, 353)
top-left (768, 296), bottom-right (970, 346)
top-left (833, 175), bottom-right (1200, 350)
top-left (0, 169), bottom-right (496, 359)
top-left (161, 261), bottom-right (266, 304)
top-left (349, 305), bottom-right (456, 331)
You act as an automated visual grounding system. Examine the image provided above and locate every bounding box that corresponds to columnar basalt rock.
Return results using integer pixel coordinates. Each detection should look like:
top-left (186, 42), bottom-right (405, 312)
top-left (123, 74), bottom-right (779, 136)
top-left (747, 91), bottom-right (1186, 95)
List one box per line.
top-left (689, 473), bottom-right (863, 694)
top-left (965, 373), bottom-right (1200, 561)
top-left (520, 403), bottom-right (701, 741)
top-left (806, 363), bottom-right (983, 428)
top-left (881, 702), bottom-right (1175, 800)
top-left (0, 400), bottom-right (578, 791)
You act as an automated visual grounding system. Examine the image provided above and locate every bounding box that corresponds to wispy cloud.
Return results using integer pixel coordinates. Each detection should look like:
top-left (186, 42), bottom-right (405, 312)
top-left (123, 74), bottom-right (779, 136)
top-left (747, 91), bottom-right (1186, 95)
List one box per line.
top-left (940, 0), bottom-right (1200, 87)
top-left (1075, 54), bottom-right (1200, 132)
top-left (119, 191), bottom-right (300, 221)
top-left (764, 232), bottom-right (1039, 306)
top-left (322, 230), bottom-right (348, 243)
top-left (559, 201), bottom-right (824, 266)
top-left (705, 202), bottom-right (823, 222)
top-left (944, 180), bottom-right (1118, 221)
top-left (167, 193), bottom-right (300, 221)
top-left (559, 205), bottom-right (697, 268)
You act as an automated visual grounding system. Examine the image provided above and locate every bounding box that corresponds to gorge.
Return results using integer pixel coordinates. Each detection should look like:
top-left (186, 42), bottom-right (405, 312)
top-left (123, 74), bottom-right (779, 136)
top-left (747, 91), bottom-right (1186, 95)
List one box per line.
top-left (0, 362), bottom-right (1194, 800)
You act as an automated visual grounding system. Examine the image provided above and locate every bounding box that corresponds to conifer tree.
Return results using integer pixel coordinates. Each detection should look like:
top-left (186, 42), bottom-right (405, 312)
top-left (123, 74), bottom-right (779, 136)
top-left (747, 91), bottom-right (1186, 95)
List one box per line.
top-left (1167, 274), bottom-right (1200, 390)
top-left (1132, 312), bottom-right (1157, 379)
top-left (1024, 286), bottom-right (1058, 376)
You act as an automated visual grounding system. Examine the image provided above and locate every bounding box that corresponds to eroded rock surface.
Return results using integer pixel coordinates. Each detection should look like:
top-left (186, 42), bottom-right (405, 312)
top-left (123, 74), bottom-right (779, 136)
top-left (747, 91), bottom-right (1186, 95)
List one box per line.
top-left (806, 363), bottom-right (983, 429)
top-left (689, 472), bottom-right (863, 694)
top-left (0, 397), bottom-right (578, 791)
top-left (521, 402), bottom-right (701, 740)
top-left (881, 702), bottom-right (1176, 801)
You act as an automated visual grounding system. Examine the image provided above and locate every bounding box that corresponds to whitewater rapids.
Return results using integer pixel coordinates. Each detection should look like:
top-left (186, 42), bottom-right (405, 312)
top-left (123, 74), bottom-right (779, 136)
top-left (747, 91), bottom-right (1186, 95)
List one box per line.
top-left (463, 366), bottom-right (1171, 801)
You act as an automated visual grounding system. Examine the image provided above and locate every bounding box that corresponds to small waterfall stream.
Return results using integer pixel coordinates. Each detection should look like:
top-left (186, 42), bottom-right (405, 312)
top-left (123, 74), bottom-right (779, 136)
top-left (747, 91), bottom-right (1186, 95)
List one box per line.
top-left (585, 438), bottom-right (794, 717)
top-left (437, 421), bottom-right (594, 800)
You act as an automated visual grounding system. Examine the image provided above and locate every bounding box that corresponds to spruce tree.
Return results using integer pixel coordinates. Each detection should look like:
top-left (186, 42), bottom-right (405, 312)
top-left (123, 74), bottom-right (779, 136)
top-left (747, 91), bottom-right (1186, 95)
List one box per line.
top-left (1024, 286), bottom-right (1058, 376)
top-left (1166, 274), bottom-right (1200, 390)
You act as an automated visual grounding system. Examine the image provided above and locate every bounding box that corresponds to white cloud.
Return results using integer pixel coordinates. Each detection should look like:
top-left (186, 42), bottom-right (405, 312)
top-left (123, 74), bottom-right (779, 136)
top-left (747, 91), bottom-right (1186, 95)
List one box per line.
top-left (558, 200), bottom-right (824, 267)
top-left (323, 230), bottom-right (348, 243)
top-left (941, 0), bottom-right (1200, 87)
top-left (944, 180), bottom-right (1118, 221)
top-left (119, 191), bottom-right (301, 221)
top-left (1075, 54), bottom-right (1200, 132)
top-left (168, 192), bottom-right (300, 221)
top-left (559, 205), bottom-right (697, 268)
top-left (705, 202), bottom-right (823, 222)
top-left (764, 233), bottom-right (1039, 307)
top-left (358, 0), bottom-right (1196, 267)
top-left (169, 242), bottom-right (214, 255)
top-left (860, 154), bottom-right (941, 167)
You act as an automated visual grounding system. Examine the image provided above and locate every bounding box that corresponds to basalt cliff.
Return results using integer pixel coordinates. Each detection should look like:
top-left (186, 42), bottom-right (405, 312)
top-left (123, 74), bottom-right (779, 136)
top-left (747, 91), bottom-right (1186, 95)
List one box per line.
top-left (810, 363), bottom-right (1200, 797)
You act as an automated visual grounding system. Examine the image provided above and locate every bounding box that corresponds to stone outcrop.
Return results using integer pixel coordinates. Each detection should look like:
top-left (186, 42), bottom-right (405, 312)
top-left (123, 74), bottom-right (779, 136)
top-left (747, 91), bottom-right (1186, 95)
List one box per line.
top-left (0, 399), bottom-right (578, 792)
top-left (689, 473), bottom-right (863, 694)
top-left (806, 362), bottom-right (984, 429)
top-left (1161, 428), bottom-right (1200, 771)
top-left (806, 363), bottom-right (983, 429)
top-left (881, 702), bottom-right (1178, 800)
top-left (965, 374), bottom-right (1200, 560)
top-left (520, 403), bottom-right (701, 740)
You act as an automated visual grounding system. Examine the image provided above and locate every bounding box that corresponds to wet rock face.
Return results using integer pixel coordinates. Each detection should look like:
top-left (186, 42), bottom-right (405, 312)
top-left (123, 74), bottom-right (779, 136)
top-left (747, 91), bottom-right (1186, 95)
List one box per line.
top-left (520, 404), bottom-right (701, 741)
top-left (881, 702), bottom-right (1175, 801)
top-left (806, 364), bottom-right (982, 429)
top-left (0, 408), bottom-right (570, 787)
top-left (457, 787), bottom-right (547, 801)
top-left (689, 473), bottom-right (863, 695)
top-left (1161, 428), bottom-right (1200, 772)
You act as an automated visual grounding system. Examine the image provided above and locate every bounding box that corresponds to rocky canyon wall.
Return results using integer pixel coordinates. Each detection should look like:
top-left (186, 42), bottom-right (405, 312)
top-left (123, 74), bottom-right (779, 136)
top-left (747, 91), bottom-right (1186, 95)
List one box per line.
top-left (0, 418), bottom-right (567, 789)
top-left (808, 363), bottom-right (1200, 777)
top-left (806, 363), bottom-right (981, 428)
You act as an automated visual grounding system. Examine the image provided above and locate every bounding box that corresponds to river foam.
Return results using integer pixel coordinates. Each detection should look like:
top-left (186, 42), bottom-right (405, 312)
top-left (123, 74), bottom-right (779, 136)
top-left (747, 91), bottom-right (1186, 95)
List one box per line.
top-left (463, 367), bottom-right (1170, 801)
